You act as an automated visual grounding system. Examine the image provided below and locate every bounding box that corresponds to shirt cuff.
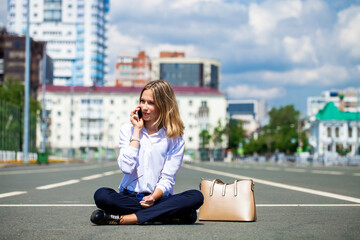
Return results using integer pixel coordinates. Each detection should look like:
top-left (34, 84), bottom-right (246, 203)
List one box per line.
top-left (155, 184), bottom-right (168, 197)
top-left (124, 145), bottom-right (139, 155)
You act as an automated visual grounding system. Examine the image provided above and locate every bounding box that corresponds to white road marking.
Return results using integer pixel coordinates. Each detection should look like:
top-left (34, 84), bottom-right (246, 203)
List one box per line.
top-left (0, 162), bottom-right (117, 175)
top-left (256, 204), bottom-right (360, 207)
top-left (36, 180), bottom-right (80, 190)
top-left (0, 204), bottom-right (96, 207)
top-left (0, 203), bottom-right (358, 207)
top-left (0, 191), bottom-right (27, 199)
top-left (353, 173), bottom-right (360, 176)
top-left (183, 164), bottom-right (360, 204)
top-left (285, 168), bottom-right (306, 173)
top-left (81, 174), bottom-right (103, 181)
top-left (311, 170), bottom-right (343, 175)
top-left (35, 169), bottom-right (122, 190)
top-left (103, 171), bottom-right (116, 176)
top-left (265, 167), bottom-right (280, 171)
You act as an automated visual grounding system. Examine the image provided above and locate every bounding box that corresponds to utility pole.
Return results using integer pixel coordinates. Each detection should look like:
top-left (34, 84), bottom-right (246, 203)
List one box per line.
top-left (41, 43), bottom-right (47, 153)
top-left (356, 88), bottom-right (359, 155)
top-left (23, 1), bottom-right (30, 163)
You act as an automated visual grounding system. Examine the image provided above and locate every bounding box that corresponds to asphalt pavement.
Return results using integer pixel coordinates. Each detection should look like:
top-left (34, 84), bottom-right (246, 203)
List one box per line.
top-left (0, 160), bottom-right (359, 239)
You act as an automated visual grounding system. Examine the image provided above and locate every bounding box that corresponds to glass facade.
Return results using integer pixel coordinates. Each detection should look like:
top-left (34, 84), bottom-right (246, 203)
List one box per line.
top-left (228, 103), bottom-right (255, 116)
top-left (210, 64), bottom-right (219, 89)
top-left (44, 0), bottom-right (62, 22)
top-left (160, 63), bottom-right (203, 86)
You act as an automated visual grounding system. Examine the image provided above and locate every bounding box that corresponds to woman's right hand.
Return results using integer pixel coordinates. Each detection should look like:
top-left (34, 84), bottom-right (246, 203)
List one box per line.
top-left (130, 106), bottom-right (143, 130)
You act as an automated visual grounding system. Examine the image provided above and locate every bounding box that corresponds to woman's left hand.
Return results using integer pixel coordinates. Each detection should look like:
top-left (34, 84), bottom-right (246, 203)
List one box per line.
top-left (140, 195), bottom-right (156, 208)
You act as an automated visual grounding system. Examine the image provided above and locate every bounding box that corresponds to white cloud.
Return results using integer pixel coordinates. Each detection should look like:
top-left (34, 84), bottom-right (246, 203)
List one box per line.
top-left (171, 0), bottom-right (222, 9)
top-left (283, 36), bottom-right (318, 64)
top-left (262, 65), bottom-right (349, 86)
top-left (147, 44), bottom-right (199, 58)
top-left (337, 6), bottom-right (360, 59)
top-left (226, 84), bottom-right (286, 100)
top-left (249, 0), bottom-right (302, 43)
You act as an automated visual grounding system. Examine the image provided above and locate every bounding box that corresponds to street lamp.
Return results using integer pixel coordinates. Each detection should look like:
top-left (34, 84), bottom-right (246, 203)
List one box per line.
top-left (356, 88), bottom-right (359, 155)
top-left (23, 1), bottom-right (30, 163)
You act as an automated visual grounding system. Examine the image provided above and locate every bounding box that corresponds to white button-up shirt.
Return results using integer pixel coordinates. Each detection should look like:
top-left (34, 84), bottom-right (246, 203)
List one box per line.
top-left (117, 123), bottom-right (185, 197)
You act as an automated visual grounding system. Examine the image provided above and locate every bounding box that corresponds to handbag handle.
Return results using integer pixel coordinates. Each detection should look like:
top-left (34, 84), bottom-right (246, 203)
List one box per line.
top-left (208, 179), bottom-right (254, 197)
top-left (209, 179), bottom-right (224, 196)
top-left (224, 180), bottom-right (239, 197)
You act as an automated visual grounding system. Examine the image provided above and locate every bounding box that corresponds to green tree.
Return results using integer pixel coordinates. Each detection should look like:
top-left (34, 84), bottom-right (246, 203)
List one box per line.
top-left (0, 77), bottom-right (40, 114)
top-left (263, 105), bottom-right (300, 154)
top-left (0, 77), bottom-right (40, 152)
top-left (244, 105), bottom-right (304, 156)
top-left (213, 120), bottom-right (226, 148)
top-left (227, 119), bottom-right (246, 155)
top-left (199, 129), bottom-right (211, 148)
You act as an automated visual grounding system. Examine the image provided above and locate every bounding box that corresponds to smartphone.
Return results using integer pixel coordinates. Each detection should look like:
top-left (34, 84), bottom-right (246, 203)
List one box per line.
top-left (137, 108), bottom-right (143, 119)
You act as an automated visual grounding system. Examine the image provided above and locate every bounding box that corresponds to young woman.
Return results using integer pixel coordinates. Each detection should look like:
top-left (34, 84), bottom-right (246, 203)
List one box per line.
top-left (91, 80), bottom-right (204, 225)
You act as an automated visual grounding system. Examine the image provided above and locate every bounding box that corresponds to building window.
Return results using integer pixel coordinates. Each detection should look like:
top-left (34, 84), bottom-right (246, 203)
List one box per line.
top-left (189, 137), bottom-right (193, 142)
top-left (44, 0), bottom-right (62, 22)
top-left (327, 127), bottom-right (331, 137)
top-left (189, 100), bottom-right (193, 106)
top-left (110, 100), bottom-right (114, 105)
top-left (327, 145), bottom-right (331, 151)
top-left (349, 127), bottom-right (353, 138)
top-left (57, 111), bottom-right (61, 116)
top-left (335, 127), bottom-right (339, 138)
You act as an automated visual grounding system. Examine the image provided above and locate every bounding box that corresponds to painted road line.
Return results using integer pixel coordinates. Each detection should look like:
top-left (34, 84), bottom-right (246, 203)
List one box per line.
top-left (0, 162), bottom-right (117, 176)
top-left (183, 164), bottom-right (360, 204)
top-left (103, 171), bottom-right (116, 176)
top-left (81, 174), bottom-right (103, 181)
top-left (0, 204), bottom-right (96, 207)
top-left (256, 204), bottom-right (360, 207)
top-left (36, 180), bottom-right (80, 190)
top-left (311, 170), bottom-right (343, 175)
top-left (0, 191), bottom-right (27, 199)
top-left (0, 203), bottom-right (358, 207)
top-left (353, 173), bottom-right (360, 176)
top-left (265, 167), bottom-right (280, 171)
top-left (285, 168), bottom-right (306, 173)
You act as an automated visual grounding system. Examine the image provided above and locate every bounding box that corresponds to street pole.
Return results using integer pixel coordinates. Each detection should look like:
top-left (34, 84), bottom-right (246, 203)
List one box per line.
top-left (70, 66), bottom-right (74, 160)
top-left (23, 1), bottom-right (31, 163)
top-left (356, 88), bottom-right (359, 155)
top-left (41, 43), bottom-right (47, 153)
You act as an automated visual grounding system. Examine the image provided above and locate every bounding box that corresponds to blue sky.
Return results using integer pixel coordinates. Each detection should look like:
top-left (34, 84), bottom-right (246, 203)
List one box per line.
top-left (1, 0), bottom-right (359, 115)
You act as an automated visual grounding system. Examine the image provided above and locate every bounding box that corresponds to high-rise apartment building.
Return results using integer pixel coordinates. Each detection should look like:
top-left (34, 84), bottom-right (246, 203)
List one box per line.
top-left (151, 52), bottom-right (221, 90)
top-left (0, 30), bottom-right (53, 97)
top-left (6, 0), bottom-right (109, 86)
top-left (115, 51), bottom-right (151, 87)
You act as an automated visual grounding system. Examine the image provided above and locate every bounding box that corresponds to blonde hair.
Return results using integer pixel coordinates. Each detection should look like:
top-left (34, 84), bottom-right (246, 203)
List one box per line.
top-left (140, 80), bottom-right (184, 138)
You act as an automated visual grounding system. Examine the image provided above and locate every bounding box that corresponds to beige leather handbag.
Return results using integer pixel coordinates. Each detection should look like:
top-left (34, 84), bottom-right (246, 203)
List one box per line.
top-left (199, 178), bottom-right (257, 221)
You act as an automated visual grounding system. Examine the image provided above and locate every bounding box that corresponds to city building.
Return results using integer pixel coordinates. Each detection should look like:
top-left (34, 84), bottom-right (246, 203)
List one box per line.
top-left (227, 100), bottom-right (267, 137)
top-left (151, 51), bottom-right (221, 90)
top-left (36, 85), bottom-right (227, 160)
top-left (307, 89), bottom-right (359, 116)
top-left (0, 30), bottom-right (53, 97)
top-left (7, 0), bottom-right (109, 86)
top-left (309, 102), bottom-right (360, 157)
top-left (115, 51), bottom-right (151, 87)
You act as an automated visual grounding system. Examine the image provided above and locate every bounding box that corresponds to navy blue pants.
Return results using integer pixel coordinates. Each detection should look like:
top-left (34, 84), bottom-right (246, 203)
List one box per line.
top-left (94, 187), bottom-right (204, 224)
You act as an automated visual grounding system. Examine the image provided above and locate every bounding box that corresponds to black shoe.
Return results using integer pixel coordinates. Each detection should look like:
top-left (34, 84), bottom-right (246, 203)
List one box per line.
top-left (90, 209), bottom-right (122, 225)
top-left (178, 210), bottom-right (197, 224)
top-left (164, 211), bottom-right (197, 224)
